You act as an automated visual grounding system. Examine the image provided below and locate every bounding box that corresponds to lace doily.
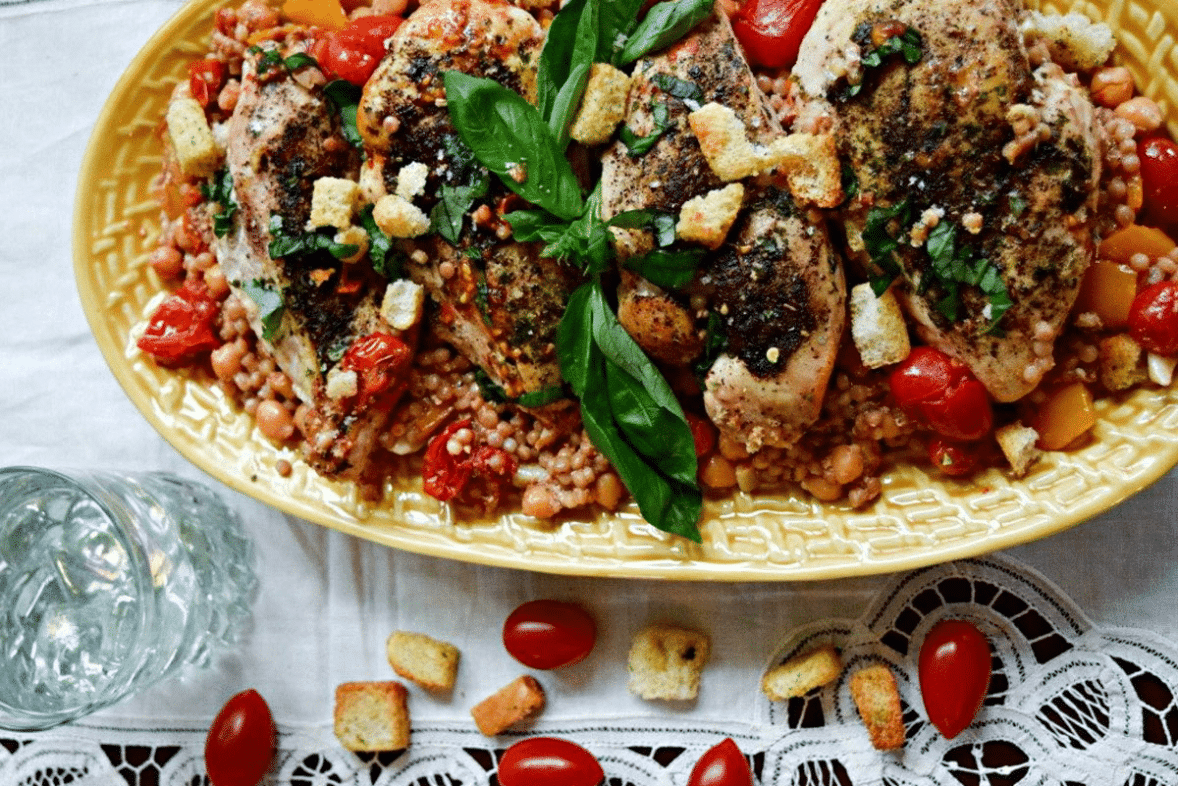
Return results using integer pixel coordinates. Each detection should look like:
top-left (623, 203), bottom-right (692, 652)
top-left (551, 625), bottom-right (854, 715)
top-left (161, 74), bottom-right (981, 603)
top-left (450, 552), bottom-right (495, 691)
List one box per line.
top-left (5, 555), bottom-right (1178, 785)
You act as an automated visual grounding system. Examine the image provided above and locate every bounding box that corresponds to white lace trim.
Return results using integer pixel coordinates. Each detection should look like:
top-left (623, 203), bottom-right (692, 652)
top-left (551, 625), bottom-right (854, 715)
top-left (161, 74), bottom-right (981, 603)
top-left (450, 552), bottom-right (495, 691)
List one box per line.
top-left (6, 555), bottom-right (1178, 785)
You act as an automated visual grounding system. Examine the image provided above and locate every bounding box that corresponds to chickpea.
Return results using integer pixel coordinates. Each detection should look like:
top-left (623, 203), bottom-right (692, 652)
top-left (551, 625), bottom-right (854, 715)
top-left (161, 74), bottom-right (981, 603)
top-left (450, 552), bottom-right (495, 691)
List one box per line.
top-left (217, 79), bottom-right (241, 113)
top-left (1115, 97), bottom-right (1163, 133)
top-left (802, 475), bottom-right (843, 502)
top-left (699, 455), bottom-right (737, 489)
top-left (522, 485), bottom-right (562, 519)
top-left (830, 444), bottom-right (865, 485)
top-left (594, 473), bottom-right (623, 510)
top-left (372, 0), bottom-right (409, 14)
top-left (210, 340), bottom-right (246, 382)
top-left (255, 400), bottom-right (295, 442)
top-left (204, 264), bottom-right (230, 299)
top-left (1089, 67), bottom-right (1134, 108)
top-left (149, 246), bottom-right (184, 278)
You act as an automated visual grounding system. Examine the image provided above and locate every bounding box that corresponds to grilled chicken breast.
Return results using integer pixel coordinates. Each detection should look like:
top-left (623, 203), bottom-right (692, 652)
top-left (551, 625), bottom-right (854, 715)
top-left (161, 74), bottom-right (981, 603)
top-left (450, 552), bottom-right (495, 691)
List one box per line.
top-left (794, 0), bottom-right (1101, 402)
top-left (600, 8), bottom-right (846, 448)
top-left (357, 0), bottom-right (580, 398)
top-left (219, 49), bottom-right (402, 478)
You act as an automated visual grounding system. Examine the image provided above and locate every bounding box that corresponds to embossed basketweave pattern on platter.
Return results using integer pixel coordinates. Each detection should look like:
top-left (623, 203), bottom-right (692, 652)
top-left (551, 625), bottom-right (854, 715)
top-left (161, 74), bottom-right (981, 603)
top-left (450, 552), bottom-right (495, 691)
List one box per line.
top-left (74, 0), bottom-right (1178, 580)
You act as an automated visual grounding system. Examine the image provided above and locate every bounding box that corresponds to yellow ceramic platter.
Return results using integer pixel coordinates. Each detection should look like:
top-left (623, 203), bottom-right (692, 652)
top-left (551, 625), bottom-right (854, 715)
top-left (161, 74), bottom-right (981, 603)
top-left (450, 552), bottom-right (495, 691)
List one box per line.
top-left (74, 0), bottom-right (1178, 580)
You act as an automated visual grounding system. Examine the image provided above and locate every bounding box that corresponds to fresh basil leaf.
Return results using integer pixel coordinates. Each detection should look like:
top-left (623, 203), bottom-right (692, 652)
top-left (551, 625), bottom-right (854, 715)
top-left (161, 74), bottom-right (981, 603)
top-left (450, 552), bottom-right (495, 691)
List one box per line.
top-left (358, 204), bottom-right (400, 278)
top-left (537, 0), bottom-right (599, 121)
top-left (503, 209), bottom-right (570, 245)
top-left (846, 27), bottom-right (923, 98)
top-left (862, 200), bottom-right (911, 294)
top-left (693, 310), bottom-right (728, 382)
top-left (599, 0), bottom-right (646, 63)
top-left (516, 384), bottom-right (566, 407)
top-left (557, 281), bottom-right (702, 540)
top-left (429, 173), bottom-right (490, 244)
top-left (241, 280), bottom-right (284, 340)
top-left (322, 79), bottom-right (363, 149)
top-left (624, 248), bottom-right (705, 289)
top-left (505, 184), bottom-right (613, 273)
top-left (616, 0), bottom-right (712, 65)
top-left (268, 215), bottom-right (360, 260)
top-left (608, 207), bottom-right (676, 247)
top-left (651, 73), bottom-right (704, 105)
top-left (444, 72), bottom-right (584, 221)
top-left (548, 62), bottom-right (592, 150)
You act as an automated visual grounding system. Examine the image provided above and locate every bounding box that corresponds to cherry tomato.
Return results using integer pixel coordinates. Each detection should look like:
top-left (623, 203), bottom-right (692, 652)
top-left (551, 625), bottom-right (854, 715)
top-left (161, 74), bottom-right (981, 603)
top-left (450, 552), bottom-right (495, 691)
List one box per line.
top-left (205, 689), bottom-right (276, 786)
top-left (731, 0), bottom-right (825, 70)
top-left (687, 739), bottom-right (753, 786)
top-left (339, 331), bottom-right (411, 407)
top-left (503, 599), bottom-right (596, 669)
top-left (1139, 137), bottom-right (1178, 230)
top-left (422, 419), bottom-right (474, 501)
top-left (1129, 281), bottom-right (1178, 356)
top-left (918, 619), bottom-right (991, 740)
top-left (188, 58), bottom-right (225, 107)
top-left (927, 437), bottom-right (978, 477)
top-left (498, 737), bottom-right (604, 786)
top-left (312, 14), bottom-right (403, 85)
top-left (137, 280), bottom-right (220, 366)
top-left (889, 347), bottom-right (993, 441)
top-left (686, 412), bottom-right (717, 458)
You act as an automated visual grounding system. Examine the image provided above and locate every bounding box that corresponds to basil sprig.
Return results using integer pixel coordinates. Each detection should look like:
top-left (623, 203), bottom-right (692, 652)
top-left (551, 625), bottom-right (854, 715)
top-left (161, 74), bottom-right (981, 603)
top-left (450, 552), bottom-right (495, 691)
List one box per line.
top-left (558, 281), bottom-right (702, 541)
top-left (201, 168), bottom-right (237, 238)
top-left (924, 222), bottom-right (1011, 331)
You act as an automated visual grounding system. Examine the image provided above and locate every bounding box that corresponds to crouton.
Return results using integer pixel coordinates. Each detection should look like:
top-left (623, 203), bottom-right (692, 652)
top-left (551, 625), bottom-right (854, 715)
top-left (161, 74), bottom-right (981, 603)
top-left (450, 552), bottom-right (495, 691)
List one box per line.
top-left (333, 681), bottom-right (410, 752)
top-left (677, 183), bottom-right (745, 249)
top-left (850, 283), bottom-right (910, 369)
top-left (395, 162), bottom-right (430, 200)
top-left (1099, 333), bottom-right (1147, 391)
top-left (1021, 11), bottom-right (1115, 72)
top-left (996, 422), bottom-right (1042, 477)
top-left (386, 630), bottom-right (460, 692)
top-left (764, 133), bottom-right (844, 208)
top-left (850, 664), bottom-right (905, 750)
top-left (688, 102), bottom-right (761, 182)
top-left (627, 623), bottom-right (711, 701)
top-left (373, 194), bottom-right (430, 238)
top-left (570, 63), bottom-right (632, 145)
top-left (308, 177), bottom-right (360, 231)
top-left (325, 367), bottom-right (359, 400)
top-left (381, 280), bottom-right (425, 331)
top-left (761, 643), bottom-right (842, 701)
top-left (334, 225), bottom-right (369, 264)
top-left (165, 97), bottom-right (221, 178)
top-left (470, 675), bottom-right (546, 736)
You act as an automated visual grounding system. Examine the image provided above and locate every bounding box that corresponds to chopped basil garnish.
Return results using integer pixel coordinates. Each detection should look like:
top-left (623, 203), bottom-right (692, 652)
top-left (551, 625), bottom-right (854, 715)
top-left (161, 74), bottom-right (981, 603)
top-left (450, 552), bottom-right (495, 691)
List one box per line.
top-left (475, 368), bottom-right (566, 408)
top-left (249, 46), bottom-right (317, 76)
top-left (429, 174), bottom-right (491, 245)
top-left (267, 215), bottom-right (359, 261)
top-left (650, 73), bottom-right (704, 105)
top-left (924, 222), bottom-right (1011, 331)
top-left (619, 101), bottom-right (670, 157)
top-left (322, 80), bottom-right (363, 150)
top-left (843, 27), bottom-right (923, 99)
top-left (358, 204), bottom-right (400, 278)
top-left (201, 168), bottom-right (237, 238)
top-left (241, 280), bottom-right (284, 340)
top-left (863, 200), bottom-right (913, 294)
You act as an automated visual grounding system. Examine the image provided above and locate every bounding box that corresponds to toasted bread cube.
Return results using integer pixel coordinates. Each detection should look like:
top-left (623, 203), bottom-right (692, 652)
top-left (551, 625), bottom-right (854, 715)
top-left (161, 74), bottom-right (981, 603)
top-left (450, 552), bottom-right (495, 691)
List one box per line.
top-left (395, 161), bottom-right (430, 200)
top-left (762, 643), bottom-right (842, 701)
top-left (570, 63), bottom-right (632, 145)
top-left (850, 283), bottom-right (911, 369)
top-left (996, 422), bottom-right (1042, 478)
top-left (688, 102), bottom-right (760, 182)
top-left (627, 623), bottom-right (711, 701)
top-left (325, 367), bottom-right (359, 400)
top-left (334, 225), bottom-right (369, 264)
top-left (764, 133), bottom-right (844, 208)
top-left (333, 681), bottom-right (410, 752)
top-left (373, 194), bottom-right (430, 238)
top-left (677, 183), bottom-right (745, 250)
top-left (470, 675), bottom-right (546, 736)
top-left (381, 280), bottom-right (425, 331)
top-left (386, 630), bottom-right (460, 692)
top-left (166, 97), bottom-right (221, 178)
top-left (1021, 11), bottom-right (1115, 71)
top-left (850, 664), bottom-right (905, 750)
top-left (308, 177), bottom-right (360, 230)
top-left (1099, 333), bottom-right (1147, 391)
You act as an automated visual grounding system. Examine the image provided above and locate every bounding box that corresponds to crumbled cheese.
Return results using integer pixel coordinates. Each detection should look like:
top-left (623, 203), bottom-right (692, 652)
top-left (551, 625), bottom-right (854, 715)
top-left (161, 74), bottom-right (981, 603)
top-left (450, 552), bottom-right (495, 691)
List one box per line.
top-left (326, 368), bottom-right (359, 400)
top-left (395, 162), bottom-right (430, 201)
top-left (688, 102), bottom-right (761, 182)
top-left (1021, 11), bottom-right (1115, 72)
top-left (766, 347), bottom-right (780, 363)
top-left (849, 283), bottom-right (911, 369)
top-left (373, 194), bottom-right (430, 238)
top-left (381, 279), bottom-right (424, 330)
top-left (676, 183), bottom-right (745, 249)
top-left (996, 422), bottom-right (1042, 477)
top-left (166, 97), bottom-right (221, 178)
top-left (308, 177), bottom-right (360, 230)
top-left (1148, 353), bottom-right (1177, 386)
top-left (569, 63), bottom-right (632, 146)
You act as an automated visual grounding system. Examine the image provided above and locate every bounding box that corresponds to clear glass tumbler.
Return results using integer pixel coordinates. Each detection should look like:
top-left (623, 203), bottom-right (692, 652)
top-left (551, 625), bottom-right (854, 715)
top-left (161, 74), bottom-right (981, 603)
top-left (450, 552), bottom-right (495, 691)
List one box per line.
top-left (0, 468), bottom-right (257, 730)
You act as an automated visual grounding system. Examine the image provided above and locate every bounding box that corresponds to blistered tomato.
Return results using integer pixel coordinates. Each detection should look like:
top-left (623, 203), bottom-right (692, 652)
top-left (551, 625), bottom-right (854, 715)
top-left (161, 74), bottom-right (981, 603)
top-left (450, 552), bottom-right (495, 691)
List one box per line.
top-left (312, 14), bottom-right (403, 85)
top-left (339, 331), bottom-right (411, 407)
top-left (422, 419), bottom-right (474, 501)
top-left (918, 620), bottom-right (991, 739)
top-left (205, 689), bottom-right (276, 786)
top-left (1139, 137), bottom-right (1178, 229)
top-left (687, 738), bottom-right (753, 786)
top-left (1129, 281), bottom-right (1178, 356)
top-left (503, 599), bottom-right (596, 669)
top-left (497, 737), bottom-right (604, 786)
top-left (731, 0), bottom-right (825, 70)
top-left (889, 347), bottom-right (993, 441)
top-left (927, 437), bottom-right (978, 477)
top-left (136, 280), bottom-right (221, 366)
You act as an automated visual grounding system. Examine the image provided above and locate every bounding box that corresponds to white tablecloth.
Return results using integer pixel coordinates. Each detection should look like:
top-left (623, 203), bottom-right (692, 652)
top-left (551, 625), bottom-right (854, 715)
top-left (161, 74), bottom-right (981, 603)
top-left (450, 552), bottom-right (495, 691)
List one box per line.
top-left (4, 0), bottom-right (1178, 778)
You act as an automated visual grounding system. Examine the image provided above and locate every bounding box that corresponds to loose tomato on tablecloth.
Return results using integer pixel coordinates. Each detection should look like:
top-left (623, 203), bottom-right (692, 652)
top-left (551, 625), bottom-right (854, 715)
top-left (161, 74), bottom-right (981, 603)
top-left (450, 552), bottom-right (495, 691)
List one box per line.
top-left (889, 347), bottom-right (993, 442)
top-left (687, 738), bottom-right (753, 786)
top-left (1139, 137), bottom-right (1178, 230)
top-left (1129, 281), bottom-right (1178, 356)
top-left (205, 689), bottom-right (276, 786)
top-left (312, 14), bottom-right (403, 85)
top-left (339, 331), bottom-right (411, 407)
top-left (731, 0), bottom-right (825, 70)
top-left (503, 599), bottom-right (597, 670)
top-left (497, 737), bottom-right (605, 786)
top-left (918, 619), bottom-right (992, 740)
top-left (136, 280), bottom-right (221, 366)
